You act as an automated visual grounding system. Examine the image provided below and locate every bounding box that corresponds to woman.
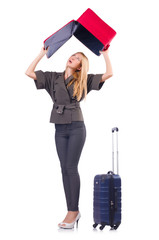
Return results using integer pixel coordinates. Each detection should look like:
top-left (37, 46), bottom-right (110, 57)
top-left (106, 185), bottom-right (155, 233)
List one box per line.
top-left (25, 47), bottom-right (113, 229)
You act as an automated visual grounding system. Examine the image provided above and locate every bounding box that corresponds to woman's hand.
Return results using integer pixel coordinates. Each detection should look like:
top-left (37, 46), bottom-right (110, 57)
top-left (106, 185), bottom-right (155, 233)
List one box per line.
top-left (39, 46), bottom-right (49, 57)
top-left (25, 46), bottom-right (49, 79)
top-left (99, 48), bottom-right (109, 55)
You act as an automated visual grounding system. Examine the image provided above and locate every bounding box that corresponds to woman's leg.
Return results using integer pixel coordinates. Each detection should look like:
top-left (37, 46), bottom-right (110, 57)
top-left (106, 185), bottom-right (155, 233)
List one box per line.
top-left (55, 122), bottom-right (86, 223)
top-left (54, 129), bottom-right (70, 209)
top-left (65, 123), bottom-right (86, 211)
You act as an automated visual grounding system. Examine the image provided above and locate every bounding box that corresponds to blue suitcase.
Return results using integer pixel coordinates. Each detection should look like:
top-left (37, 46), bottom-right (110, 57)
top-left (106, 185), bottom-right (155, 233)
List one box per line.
top-left (93, 127), bottom-right (122, 230)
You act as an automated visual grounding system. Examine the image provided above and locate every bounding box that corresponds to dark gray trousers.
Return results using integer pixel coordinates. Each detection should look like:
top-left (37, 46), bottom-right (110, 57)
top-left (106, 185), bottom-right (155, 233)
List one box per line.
top-left (54, 121), bottom-right (86, 211)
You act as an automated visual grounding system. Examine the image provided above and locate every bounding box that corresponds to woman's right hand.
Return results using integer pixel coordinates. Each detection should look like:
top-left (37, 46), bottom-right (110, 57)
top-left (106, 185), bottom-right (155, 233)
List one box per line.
top-left (25, 46), bottom-right (49, 79)
top-left (39, 46), bottom-right (49, 56)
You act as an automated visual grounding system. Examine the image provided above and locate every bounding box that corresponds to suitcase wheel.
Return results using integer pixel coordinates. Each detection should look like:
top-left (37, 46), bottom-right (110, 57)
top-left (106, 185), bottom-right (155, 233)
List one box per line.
top-left (110, 224), bottom-right (120, 230)
top-left (99, 224), bottom-right (106, 230)
top-left (93, 223), bottom-right (98, 228)
top-left (110, 227), bottom-right (115, 230)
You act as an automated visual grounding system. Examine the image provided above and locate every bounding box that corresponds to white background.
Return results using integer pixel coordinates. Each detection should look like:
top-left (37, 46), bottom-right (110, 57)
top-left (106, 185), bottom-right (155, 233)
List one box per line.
top-left (0, 0), bottom-right (159, 239)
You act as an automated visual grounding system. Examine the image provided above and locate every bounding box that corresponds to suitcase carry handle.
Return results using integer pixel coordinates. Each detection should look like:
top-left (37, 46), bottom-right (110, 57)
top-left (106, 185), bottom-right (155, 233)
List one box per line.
top-left (114, 188), bottom-right (118, 210)
top-left (112, 127), bottom-right (119, 174)
top-left (107, 171), bottom-right (114, 175)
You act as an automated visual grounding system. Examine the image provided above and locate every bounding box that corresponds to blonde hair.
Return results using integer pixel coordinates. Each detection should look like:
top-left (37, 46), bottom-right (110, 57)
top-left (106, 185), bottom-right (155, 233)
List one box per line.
top-left (66, 52), bottom-right (89, 101)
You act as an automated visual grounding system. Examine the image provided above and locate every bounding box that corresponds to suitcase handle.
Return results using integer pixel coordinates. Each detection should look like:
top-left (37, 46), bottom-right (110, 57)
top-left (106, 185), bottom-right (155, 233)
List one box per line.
top-left (112, 127), bottom-right (119, 133)
top-left (112, 127), bottom-right (119, 174)
top-left (114, 188), bottom-right (118, 210)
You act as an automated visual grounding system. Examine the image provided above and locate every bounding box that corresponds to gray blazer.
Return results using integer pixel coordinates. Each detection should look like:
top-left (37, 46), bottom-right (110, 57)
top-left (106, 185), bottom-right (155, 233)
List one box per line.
top-left (34, 70), bottom-right (105, 124)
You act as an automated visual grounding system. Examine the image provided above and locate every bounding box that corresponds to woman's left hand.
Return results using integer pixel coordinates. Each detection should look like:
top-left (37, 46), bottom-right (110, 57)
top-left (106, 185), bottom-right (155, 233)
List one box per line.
top-left (99, 49), bottom-right (109, 55)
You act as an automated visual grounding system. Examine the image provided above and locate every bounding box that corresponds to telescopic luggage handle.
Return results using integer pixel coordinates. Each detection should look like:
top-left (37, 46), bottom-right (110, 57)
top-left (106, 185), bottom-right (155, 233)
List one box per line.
top-left (112, 127), bottom-right (119, 175)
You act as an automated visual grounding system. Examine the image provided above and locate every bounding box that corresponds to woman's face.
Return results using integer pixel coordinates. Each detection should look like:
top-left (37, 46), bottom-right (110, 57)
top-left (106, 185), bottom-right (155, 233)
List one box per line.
top-left (66, 53), bottom-right (82, 71)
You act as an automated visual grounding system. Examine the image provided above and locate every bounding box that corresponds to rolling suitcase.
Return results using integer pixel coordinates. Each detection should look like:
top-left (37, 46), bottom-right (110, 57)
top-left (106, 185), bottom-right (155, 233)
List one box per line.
top-left (93, 127), bottom-right (122, 230)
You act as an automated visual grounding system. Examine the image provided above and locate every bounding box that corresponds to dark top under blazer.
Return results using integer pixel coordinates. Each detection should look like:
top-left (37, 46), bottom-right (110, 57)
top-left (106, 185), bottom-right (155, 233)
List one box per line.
top-left (34, 70), bottom-right (105, 124)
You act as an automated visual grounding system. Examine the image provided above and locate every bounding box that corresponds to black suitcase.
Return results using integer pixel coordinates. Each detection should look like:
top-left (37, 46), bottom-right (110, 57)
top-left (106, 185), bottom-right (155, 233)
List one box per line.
top-left (93, 127), bottom-right (122, 230)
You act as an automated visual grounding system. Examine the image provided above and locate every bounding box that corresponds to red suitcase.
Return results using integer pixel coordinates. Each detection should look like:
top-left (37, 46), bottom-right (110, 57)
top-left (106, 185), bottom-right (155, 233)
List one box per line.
top-left (44, 8), bottom-right (116, 58)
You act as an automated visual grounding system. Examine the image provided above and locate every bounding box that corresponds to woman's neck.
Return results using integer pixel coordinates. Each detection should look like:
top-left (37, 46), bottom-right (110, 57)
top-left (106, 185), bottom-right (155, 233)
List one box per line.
top-left (64, 67), bottom-right (75, 80)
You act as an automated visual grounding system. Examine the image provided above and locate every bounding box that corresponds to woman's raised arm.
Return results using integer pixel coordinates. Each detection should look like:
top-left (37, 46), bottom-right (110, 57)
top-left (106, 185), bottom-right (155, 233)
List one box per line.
top-left (99, 49), bottom-right (113, 82)
top-left (25, 47), bottom-right (49, 80)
